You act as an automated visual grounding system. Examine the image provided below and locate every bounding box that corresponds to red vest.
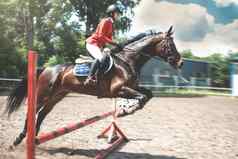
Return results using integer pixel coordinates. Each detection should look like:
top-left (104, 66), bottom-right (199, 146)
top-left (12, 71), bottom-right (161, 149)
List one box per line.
top-left (86, 17), bottom-right (113, 48)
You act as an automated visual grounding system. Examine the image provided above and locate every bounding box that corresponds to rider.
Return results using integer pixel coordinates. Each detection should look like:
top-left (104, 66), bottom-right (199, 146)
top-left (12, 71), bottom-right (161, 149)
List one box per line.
top-left (84, 4), bottom-right (122, 86)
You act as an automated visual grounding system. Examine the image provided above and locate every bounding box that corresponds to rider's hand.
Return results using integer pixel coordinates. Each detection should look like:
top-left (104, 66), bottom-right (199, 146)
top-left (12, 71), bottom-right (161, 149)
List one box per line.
top-left (116, 43), bottom-right (124, 50)
top-left (110, 42), bottom-right (123, 52)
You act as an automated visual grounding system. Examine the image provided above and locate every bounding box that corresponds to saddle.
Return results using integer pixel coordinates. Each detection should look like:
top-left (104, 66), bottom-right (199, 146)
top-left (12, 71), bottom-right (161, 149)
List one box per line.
top-left (73, 54), bottom-right (114, 77)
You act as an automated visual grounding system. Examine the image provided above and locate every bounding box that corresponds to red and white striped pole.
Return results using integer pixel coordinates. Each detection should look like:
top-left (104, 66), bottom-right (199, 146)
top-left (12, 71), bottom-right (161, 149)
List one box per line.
top-left (35, 111), bottom-right (114, 145)
top-left (27, 51), bottom-right (38, 159)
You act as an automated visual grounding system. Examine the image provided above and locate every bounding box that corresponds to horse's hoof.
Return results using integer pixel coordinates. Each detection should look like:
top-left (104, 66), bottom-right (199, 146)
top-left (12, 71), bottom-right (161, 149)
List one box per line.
top-left (13, 133), bottom-right (25, 146)
top-left (8, 145), bottom-right (15, 151)
top-left (13, 140), bottom-right (20, 146)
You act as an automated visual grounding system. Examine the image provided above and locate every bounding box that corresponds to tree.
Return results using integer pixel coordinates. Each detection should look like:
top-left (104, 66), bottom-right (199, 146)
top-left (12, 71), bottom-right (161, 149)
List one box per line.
top-left (69, 0), bottom-right (141, 36)
top-left (15, 0), bottom-right (85, 62)
top-left (13, 0), bottom-right (36, 49)
top-left (227, 52), bottom-right (238, 61)
top-left (0, 0), bottom-right (141, 77)
top-left (204, 54), bottom-right (230, 87)
top-left (181, 50), bottom-right (196, 59)
top-left (0, 1), bottom-right (26, 77)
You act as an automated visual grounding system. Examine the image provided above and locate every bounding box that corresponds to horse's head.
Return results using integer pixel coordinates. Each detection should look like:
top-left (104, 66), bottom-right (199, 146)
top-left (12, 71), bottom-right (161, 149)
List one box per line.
top-left (120, 27), bottom-right (183, 69)
top-left (149, 26), bottom-right (183, 69)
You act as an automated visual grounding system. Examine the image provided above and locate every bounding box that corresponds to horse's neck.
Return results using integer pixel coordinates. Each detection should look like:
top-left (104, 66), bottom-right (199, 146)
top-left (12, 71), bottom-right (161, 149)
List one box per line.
top-left (117, 50), bottom-right (150, 74)
top-left (117, 39), bottom-right (154, 74)
top-left (134, 53), bottom-right (151, 71)
top-left (116, 34), bottom-right (162, 74)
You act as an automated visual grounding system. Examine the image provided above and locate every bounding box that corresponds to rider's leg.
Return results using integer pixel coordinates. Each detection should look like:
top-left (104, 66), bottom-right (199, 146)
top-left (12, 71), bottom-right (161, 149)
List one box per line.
top-left (86, 43), bottom-right (104, 61)
top-left (84, 43), bottom-right (103, 85)
top-left (89, 59), bottom-right (100, 76)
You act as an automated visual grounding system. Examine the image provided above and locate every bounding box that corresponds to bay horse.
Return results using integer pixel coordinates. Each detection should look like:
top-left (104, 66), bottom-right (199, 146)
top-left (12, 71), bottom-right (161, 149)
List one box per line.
top-left (5, 26), bottom-right (183, 146)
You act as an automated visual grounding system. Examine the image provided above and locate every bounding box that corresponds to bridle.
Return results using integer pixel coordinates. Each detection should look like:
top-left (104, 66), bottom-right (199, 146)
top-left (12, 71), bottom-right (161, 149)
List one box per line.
top-left (158, 36), bottom-right (178, 62)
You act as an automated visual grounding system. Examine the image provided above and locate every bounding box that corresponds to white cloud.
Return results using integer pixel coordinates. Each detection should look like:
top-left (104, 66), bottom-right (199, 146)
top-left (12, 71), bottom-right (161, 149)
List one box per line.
top-left (128, 0), bottom-right (238, 56)
top-left (212, 0), bottom-right (238, 7)
top-left (177, 15), bottom-right (238, 56)
top-left (131, 1), bottom-right (215, 42)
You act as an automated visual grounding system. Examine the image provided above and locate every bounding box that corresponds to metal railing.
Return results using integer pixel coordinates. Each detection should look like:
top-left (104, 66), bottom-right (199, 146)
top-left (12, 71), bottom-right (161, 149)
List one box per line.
top-left (0, 78), bottom-right (21, 92)
top-left (140, 84), bottom-right (231, 91)
top-left (0, 78), bottom-right (21, 82)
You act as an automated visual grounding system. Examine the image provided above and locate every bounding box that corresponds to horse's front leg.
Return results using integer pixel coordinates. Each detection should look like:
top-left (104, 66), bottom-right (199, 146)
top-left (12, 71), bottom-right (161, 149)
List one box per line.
top-left (136, 87), bottom-right (153, 102)
top-left (117, 86), bottom-right (148, 105)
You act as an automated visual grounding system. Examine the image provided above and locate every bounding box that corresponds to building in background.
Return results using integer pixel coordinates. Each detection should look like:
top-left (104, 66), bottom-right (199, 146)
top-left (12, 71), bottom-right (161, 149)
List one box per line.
top-left (140, 58), bottom-right (211, 86)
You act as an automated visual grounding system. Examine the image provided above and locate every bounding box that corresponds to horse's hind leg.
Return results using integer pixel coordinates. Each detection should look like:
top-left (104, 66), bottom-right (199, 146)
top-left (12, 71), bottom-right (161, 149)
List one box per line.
top-left (13, 119), bottom-right (27, 146)
top-left (12, 91), bottom-right (67, 146)
top-left (12, 95), bottom-right (46, 146)
top-left (35, 91), bottom-right (68, 136)
top-left (13, 105), bottom-right (43, 146)
top-left (12, 81), bottom-right (50, 146)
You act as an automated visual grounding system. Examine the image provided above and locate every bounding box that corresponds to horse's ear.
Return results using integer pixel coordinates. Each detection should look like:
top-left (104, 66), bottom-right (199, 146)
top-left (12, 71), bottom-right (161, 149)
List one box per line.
top-left (167, 26), bottom-right (173, 36)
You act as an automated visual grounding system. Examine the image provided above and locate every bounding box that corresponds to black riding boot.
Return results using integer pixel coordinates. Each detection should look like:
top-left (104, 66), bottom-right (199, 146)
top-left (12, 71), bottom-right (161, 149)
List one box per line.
top-left (84, 59), bottom-right (100, 86)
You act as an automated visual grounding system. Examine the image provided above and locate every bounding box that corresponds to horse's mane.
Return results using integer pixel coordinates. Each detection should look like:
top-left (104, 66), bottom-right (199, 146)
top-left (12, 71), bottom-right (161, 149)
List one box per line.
top-left (111, 30), bottom-right (162, 53)
top-left (123, 30), bottom-right (162, 47)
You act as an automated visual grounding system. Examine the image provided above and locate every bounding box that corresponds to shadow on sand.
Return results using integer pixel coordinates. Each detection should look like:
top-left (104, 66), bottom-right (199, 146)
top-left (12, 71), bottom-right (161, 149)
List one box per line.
top-left (38, 146), bottom-right (186, 159)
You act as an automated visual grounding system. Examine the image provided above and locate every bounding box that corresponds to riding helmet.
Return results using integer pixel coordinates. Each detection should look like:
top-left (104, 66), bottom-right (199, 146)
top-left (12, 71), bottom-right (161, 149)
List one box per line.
top-left (106, 4), bottom-right (122, 14)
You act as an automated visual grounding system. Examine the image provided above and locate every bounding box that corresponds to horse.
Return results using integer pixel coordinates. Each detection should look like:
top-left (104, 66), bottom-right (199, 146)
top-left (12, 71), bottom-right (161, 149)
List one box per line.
top-left (5, 26), bottom-right (183, 147)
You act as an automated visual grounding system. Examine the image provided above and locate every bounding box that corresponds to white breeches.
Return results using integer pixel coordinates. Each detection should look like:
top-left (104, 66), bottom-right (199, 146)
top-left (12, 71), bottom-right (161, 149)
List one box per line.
top-left (86, 43), bottom-right (104, 62)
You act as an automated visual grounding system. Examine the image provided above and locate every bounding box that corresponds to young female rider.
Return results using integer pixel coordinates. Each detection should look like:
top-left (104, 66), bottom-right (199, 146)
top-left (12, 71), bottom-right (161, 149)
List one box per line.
top-left (84, 4), bottom-right (122, 86)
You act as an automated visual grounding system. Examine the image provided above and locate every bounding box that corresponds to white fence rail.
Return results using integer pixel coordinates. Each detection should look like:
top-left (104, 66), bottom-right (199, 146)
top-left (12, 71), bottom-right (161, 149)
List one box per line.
top-left (0, 78), bottom-right (21, 91)
top-left (0, 78), bottom-right (21, 82)
top-left (140, 84), bottom-right (231, 91)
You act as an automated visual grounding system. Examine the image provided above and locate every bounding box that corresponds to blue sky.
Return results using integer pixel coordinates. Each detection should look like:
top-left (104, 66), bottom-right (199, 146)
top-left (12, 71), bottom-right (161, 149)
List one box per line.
top-left (164, 0), bottom-right (238, 24)
top-left (129, 0), bottom-right (238, 56)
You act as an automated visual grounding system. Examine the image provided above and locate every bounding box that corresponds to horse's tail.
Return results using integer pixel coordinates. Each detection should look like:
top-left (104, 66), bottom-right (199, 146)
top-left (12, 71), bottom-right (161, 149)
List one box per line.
top-left (5, 68), bottom-right (44, 117)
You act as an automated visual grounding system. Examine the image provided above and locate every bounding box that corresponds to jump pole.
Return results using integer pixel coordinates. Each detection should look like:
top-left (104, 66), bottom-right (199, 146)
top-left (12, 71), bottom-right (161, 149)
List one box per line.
top-left (35, 110), bottom-right (128, 159)
top-left (35, 111), bottom-right (114, 144)
top-left (27, 51), bottom-right (38, 159)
